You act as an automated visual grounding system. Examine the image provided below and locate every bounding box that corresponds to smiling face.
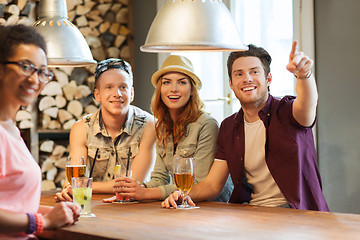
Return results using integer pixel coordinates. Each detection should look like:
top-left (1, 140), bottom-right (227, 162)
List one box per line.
top-left (229, 56), bottom-right (272, 109)
top-left (94, 69), bottom-right (134, 117)
top-left (0, 44), bottom-right (47, 114)
top-left (160, 72), bottom-right (192, 119)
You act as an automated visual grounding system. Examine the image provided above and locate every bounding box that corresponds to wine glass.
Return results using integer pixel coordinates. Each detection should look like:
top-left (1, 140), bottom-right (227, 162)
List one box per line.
top-left (66, 156), bottom-right (86, 186)
top-left (173, 157), bottom-right (196, 209)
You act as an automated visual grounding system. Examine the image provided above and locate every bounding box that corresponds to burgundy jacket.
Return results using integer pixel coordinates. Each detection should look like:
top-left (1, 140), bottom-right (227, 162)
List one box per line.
top-left (215, 95), bottom-right (329, 211)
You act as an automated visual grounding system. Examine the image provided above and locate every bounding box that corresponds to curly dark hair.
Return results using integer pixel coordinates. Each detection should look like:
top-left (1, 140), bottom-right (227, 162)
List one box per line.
top-left (0, 24), bottom-right (47, 61)
top-left (227, 44), bottom-right (272, 82)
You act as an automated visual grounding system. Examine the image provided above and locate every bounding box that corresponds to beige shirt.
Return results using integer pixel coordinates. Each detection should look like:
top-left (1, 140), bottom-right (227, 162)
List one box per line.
top-left (145, 113), bottom-right (219, 200)
top-left (84, 106), bottom-right (153, 182)
top-left (244, 119), bottom-right (287, 207)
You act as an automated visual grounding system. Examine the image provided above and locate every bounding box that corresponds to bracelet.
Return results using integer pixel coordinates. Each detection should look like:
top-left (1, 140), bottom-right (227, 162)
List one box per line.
top-left (34, 213), bottom-right (44, 235)
top-left (26, 213), bottom-right (37, 234)
top-left (294, 70), bottom-right (312, 80)
top-left (137, 181), bottom-right (148, 188)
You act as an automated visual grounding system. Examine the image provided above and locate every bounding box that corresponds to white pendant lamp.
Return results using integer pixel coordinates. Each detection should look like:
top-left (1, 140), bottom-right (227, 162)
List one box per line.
top-left (33, 0), bottom-right (96, 67)
top-left (141, 0), bottom-right (247, 52)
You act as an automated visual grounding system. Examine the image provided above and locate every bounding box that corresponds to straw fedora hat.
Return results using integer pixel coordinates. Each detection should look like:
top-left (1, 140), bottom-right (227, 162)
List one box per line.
top-left (151, 55), bottom-right (202, 90)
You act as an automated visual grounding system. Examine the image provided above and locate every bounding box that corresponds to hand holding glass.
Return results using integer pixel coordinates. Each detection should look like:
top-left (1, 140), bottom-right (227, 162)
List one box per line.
top-left (174, 157), bottom-right (197, 209)
top-left (113, 165), bottom-right (133, 203)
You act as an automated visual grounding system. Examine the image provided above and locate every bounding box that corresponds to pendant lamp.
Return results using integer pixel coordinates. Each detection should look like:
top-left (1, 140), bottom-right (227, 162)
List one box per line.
top-left (33, 0), bottom-right (96, 67)
top-left (141, 0), bottom-right (247, 52)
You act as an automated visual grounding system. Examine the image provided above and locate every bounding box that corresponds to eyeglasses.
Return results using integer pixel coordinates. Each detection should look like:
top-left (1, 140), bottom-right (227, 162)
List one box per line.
top-left (3, 61), bottom-right (54, 84)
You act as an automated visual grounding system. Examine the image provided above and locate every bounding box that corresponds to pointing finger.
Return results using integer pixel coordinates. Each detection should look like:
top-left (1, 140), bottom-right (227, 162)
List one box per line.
top-left (290, 40), bottom-right (298, 60)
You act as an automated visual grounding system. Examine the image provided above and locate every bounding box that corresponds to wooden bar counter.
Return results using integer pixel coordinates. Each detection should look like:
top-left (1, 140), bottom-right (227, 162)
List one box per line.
top-left (40, 191), bottom-right (360, 240)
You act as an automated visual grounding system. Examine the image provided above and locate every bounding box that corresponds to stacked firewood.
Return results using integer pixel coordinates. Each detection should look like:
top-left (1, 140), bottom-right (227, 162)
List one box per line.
top-left (39, 140), bottom-right (69, 191)
top-left (38, 67), bottom-right (99, 130)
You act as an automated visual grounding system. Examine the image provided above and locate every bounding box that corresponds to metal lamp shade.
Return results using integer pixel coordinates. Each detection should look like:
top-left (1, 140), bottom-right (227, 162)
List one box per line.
top-left (140, 0), bottom-right (247, 52)
top-left (33, 0), bottom-right (96, 67)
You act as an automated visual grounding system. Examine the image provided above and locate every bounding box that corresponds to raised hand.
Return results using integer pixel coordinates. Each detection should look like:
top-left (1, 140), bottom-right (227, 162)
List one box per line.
top-left (286, 40), bottom-right (313, 79)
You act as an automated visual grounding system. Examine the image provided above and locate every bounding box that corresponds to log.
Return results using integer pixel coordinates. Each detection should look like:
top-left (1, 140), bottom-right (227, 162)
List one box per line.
top-left (16, 110), bottom-right (32, 121)
top-left (43, 107), bottom-right (59, 118)
top-left (40, 81), bottom-right (63, 96)
top-left (76, 15), bottom-right (88, 27)
top-left (85, 104), bottom-right (98, 114)
top-left (59, 67), bottom-right (74, 76)
top-left (114, 34), bottom-right (126, 48)
top-left (48, 120), bottom-right (61, 130)
top-left (74, 85), bottom-right (92, 99)
top-left (99, 21), bottom-right (110, 33)
top-left (54, 170), bottom-right (66, 186)
top-left (52, 145), bottom-right (68, 158)
top-left (58, 109), bottom-right (73, 124)
top-left (86, 35), bottom-right (102, 48)
top-left (6, 14), bottom-right (19, 25)
top-left (52, 69), bottom-right (69, 87)
top-left (67, 100), bottom-right (83, 118)
top-left (41, 158), bottom-right (54, 173)
top-left (76, 4), bottom-right (91, 16)
top-left (115, 7), bottom-right (128, 24)
top-left (42, 114), bottom-right (51, 129)
top-left (46, 166), bottom-right (58, 181)
top-left (5, 4), bottom-right (20, 16)
top-left (19, 119), bottom-right (33, 129)
top-left (55, 95), bottom-right (67, 109)
top-left (107, 47), bottom-right (120, 58)
top-left (39, 96), bottom-right (56, 111)
top-left (54, 157), bottom-right (67, 169)
top-left (40, 140), bottom-right (55, 153)
top-left (17, 17), bottom-right (32, 26)
top-left (97, 3), bottom-right (111, 16)
top-left (111, 3), bottom-right (122, 13)
top-left (63, 119), bottom-right (76, 130)
top-left (63, 80), bottom-right (78, 101)
top-left (70, 68), bottom-right (89, 86)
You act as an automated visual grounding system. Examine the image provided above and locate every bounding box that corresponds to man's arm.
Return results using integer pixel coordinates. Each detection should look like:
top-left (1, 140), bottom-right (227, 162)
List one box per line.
top-left (287, 40), bottom-right (318, 127)
top-left (189, 160), bottom-right (229, 201)
top-left (130, 119), bottom-right (156, 182)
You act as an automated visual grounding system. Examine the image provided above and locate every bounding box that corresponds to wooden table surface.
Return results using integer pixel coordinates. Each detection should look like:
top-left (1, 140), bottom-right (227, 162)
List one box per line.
top-left (40, 191), bottom-right (360, 240)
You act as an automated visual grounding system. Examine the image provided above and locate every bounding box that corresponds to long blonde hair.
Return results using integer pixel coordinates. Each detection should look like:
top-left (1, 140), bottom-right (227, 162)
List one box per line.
top-left (151, 76), bottom-right (204, 146)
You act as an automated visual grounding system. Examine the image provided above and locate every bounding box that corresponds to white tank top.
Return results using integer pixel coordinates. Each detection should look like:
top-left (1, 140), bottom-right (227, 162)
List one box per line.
top-left (244, 118), bottom-right (287, 207)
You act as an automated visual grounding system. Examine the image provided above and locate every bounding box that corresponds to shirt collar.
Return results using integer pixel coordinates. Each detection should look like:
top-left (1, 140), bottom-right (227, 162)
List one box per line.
top-left (94, 106), bottom-right (135, 137)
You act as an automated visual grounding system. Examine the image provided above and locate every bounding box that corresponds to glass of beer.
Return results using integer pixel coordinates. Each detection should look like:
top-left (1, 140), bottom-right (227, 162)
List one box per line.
top-left (174, 157), bottom-right (196, 209)
top-left (66, 156), bottom-right (86, 186)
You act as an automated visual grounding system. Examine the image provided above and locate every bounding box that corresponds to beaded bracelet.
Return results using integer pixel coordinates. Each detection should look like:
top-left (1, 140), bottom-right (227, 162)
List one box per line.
top-left (26, 213), bottom-right (37, 234)
top-left (34, 213), bottom-right (44, 235)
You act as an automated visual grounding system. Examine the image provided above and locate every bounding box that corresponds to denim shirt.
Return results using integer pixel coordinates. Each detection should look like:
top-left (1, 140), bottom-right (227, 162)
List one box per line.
top-left (145, 113), bottom-right (219, 200)
top-left (216, 94), bottom-right (329, 211)
top-left (85, 106), bottom-right (153, 182)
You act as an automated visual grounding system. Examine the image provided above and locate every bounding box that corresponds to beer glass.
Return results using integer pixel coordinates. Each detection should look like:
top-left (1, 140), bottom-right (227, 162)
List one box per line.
top-left (66, 156), bottom-right (86, 186)
top-left (173, 157), bottom-right (196, 209)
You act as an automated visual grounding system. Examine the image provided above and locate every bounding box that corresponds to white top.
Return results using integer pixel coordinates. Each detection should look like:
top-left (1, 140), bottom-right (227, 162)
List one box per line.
top-left (244, 119), bottom-right (287, 207)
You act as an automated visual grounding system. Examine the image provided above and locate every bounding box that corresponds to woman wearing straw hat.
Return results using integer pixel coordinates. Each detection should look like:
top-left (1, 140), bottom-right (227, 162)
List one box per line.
top-left (113, 55), bottom-right (230, 201)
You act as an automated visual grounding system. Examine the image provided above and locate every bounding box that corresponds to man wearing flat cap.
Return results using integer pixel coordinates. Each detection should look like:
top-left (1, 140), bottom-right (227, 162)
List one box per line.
top-left (56, 58), bottom-right (156, 201)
